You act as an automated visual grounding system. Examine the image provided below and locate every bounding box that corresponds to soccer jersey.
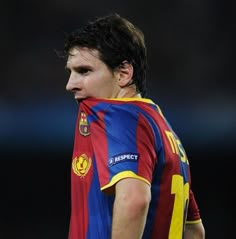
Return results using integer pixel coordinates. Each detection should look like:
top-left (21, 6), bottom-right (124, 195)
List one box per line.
top-left (68, 97), bottom-right (201, 239)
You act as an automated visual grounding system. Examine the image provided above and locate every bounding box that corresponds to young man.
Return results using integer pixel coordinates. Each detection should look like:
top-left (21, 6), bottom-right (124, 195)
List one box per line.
top-left (64, 13), bottom-right (205, 239)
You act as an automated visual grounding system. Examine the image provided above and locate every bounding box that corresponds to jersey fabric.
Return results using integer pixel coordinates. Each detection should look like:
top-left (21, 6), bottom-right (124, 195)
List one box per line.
top-left (68, 97), bottom-right (201, 239)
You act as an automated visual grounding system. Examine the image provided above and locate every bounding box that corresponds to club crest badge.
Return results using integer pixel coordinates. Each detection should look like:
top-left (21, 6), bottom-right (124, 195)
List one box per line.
top-left (79, 111), bottom-right (90, 136)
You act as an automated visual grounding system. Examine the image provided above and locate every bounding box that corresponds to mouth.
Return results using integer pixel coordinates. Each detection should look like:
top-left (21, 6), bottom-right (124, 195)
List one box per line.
top-left (74, 94), bottom-right (85, 100)
top-left (74, 95), bottom-right (88, 103)
top-left (76, 98), bottom-right (84, 104)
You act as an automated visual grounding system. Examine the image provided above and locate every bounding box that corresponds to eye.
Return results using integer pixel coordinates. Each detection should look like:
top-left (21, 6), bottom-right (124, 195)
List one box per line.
top-left (76, 67), bottom-right (91, 75)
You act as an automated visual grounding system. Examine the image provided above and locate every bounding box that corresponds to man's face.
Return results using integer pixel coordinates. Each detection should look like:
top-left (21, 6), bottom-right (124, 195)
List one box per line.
top-left (65, 47), bottom-right (120, 101)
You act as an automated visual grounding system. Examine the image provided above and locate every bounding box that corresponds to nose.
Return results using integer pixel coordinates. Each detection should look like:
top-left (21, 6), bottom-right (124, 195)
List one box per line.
top-left (66, 73), bottom-right (75, 92)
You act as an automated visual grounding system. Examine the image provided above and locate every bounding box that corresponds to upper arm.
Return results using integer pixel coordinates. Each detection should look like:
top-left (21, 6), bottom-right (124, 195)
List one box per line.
top-left (111, 177), bottom-right (151, 238)
top-left (184, 222), bottom-right (205, 239)
top-left (114, 177), bottom-right (151, 215)
top-left (115, 177), bottom-right (151, 202)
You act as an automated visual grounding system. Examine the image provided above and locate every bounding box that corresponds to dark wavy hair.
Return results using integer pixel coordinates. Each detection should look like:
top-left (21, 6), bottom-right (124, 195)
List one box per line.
top-left (64, 13), bottom-right (147, 97)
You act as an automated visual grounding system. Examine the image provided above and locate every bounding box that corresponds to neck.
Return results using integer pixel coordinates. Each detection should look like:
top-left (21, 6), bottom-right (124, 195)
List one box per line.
top-left (115, 84), bottom-right (142, 98)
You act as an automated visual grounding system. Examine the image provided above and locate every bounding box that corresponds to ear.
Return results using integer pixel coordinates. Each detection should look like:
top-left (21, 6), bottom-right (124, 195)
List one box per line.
top-left (117, 61), bottom-right (134, 87)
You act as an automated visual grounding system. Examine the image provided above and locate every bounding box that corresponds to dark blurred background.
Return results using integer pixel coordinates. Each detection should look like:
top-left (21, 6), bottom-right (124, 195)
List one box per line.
top-left (1, 0), bottom-right (235, 238)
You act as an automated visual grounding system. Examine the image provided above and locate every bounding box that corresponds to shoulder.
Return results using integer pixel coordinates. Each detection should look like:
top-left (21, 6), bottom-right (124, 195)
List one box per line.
top-left (107, 98), bottom-right (157, 116)
top-left (106, 99), bottom-right (157, 126)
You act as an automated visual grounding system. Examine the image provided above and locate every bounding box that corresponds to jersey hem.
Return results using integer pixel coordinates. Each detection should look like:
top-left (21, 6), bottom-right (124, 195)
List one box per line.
top-left (101, 171), bottom-right (151, 191)
top-left (185, 219), bottom-right (202, 225)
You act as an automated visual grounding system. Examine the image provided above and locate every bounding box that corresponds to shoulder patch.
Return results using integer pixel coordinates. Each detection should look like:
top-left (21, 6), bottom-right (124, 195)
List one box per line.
top-left (108, 153), bottom-right (139, 167)
top-left (72, 154), bottom-right (91, 177)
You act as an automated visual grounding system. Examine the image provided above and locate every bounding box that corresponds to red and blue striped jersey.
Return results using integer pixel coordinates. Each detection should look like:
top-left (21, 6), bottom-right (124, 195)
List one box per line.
top-left (68, 97), bottom-right (201, 239)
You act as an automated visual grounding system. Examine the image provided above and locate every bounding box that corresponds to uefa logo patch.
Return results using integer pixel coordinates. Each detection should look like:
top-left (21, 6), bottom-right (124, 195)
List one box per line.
top-left (108, 153), bottom-right (139, 167)
top-left (79, 111), bottom-right (90, 136)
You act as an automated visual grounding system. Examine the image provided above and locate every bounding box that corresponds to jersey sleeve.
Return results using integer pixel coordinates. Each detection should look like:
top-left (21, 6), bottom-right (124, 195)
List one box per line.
top-left (89, 103), bottom-right (157, 192)
top-left (186, 189), bottom-right (202, 224)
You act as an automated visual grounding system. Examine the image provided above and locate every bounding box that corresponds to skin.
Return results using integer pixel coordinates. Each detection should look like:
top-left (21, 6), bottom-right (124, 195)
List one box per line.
top-left (66, 46), bottom-right (204, 239)
top-left (184, 223), bottom-right (205, 239)
top-left (112, 178), bottom-right (151, 239)
top-left (66, 47), bottom-right (140, 100)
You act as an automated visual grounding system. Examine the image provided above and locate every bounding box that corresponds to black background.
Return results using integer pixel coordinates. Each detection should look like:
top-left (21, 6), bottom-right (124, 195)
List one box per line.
top-left (1, 0), bottom-right (235, 238)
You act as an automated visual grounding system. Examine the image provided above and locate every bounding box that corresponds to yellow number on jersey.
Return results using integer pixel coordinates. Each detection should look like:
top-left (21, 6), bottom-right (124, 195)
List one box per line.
top-left (169, 175), bottom-right (189, 239)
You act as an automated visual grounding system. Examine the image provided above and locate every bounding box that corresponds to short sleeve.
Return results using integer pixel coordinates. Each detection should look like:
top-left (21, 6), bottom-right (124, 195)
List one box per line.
top-left (89, 103), bottom-right (157, 192)
top-left (186, 189), bottom-right (202, 224)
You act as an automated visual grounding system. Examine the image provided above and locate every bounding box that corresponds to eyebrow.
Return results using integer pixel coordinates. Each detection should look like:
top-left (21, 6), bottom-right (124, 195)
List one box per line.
top-left (65, 64), bottom-right (93, 70)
